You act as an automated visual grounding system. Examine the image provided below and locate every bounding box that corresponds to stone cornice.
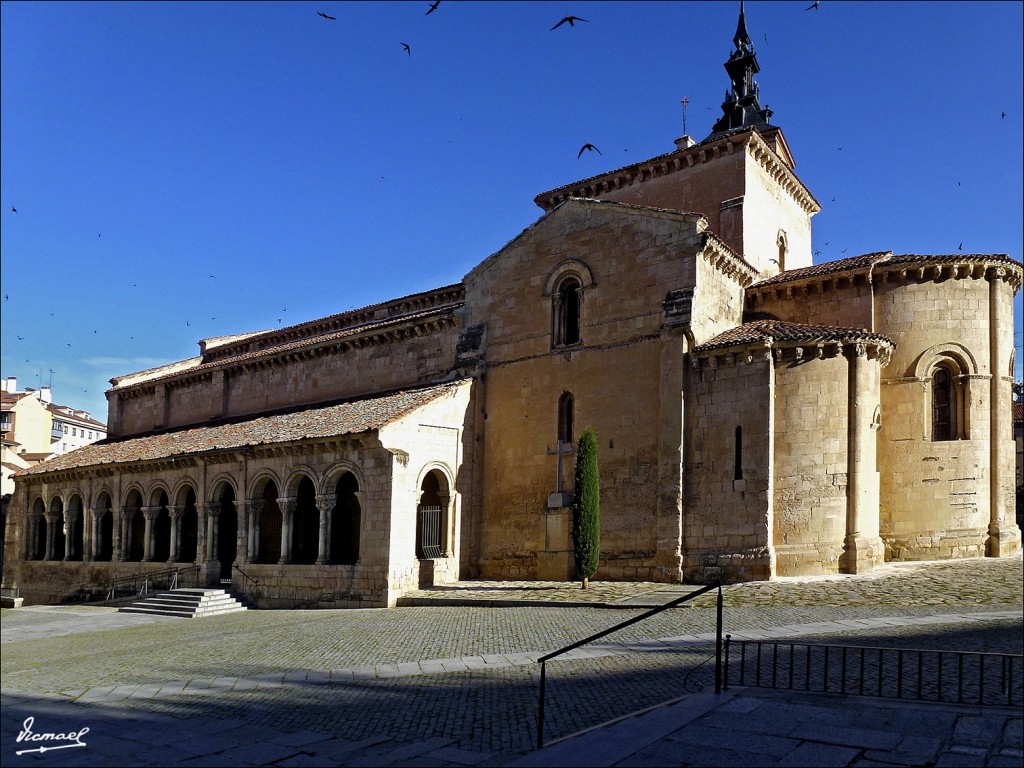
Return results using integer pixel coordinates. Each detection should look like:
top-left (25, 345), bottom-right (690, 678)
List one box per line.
top-left (700, 233), bottom-right (760, 288)
top-left (747, 254), bottom-right (1023, 307)
top-left (692, 336), bottom-right (893, 370)
top-left (114, 308), bottom-right (462, 401)
top-left (874, 258), bottom-right (1022, 291)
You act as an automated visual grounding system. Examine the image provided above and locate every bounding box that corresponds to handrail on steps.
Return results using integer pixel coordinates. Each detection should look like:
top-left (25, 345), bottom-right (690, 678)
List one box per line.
top-left (535, 582), bottom-right (723, 749)
top-left (102, 564), bottom-right (200, 602)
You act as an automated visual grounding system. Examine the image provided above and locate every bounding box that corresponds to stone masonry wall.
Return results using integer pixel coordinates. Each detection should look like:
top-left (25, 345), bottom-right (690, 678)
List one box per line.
top-left (875, 273), bottom-right (992, 560)
top-left (683, 353), bottom-right (774, 583)
top-left (772, 350), bottom-right (850, 575)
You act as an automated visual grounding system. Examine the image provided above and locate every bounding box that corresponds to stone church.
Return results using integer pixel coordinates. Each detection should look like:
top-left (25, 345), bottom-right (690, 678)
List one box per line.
top-left (4, 5), bottom-right (1021, 607)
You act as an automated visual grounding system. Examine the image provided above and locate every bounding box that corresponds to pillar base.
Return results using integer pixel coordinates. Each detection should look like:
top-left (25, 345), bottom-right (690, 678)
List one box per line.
top-left (839, 534), bottom-right (884, 574)
top-left (986, 522), bottom-right (1022, 558)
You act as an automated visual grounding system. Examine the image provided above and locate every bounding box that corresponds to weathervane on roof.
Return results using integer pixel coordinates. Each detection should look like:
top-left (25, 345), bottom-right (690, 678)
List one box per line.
top-left (681, 97), bottom-right (690, 137)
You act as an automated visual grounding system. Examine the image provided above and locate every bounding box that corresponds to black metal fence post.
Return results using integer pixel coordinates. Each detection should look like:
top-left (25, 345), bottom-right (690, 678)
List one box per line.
top-left (537, 660), bottom-right (546, 749)
top-left (715, 585), bottom-right (723, 693)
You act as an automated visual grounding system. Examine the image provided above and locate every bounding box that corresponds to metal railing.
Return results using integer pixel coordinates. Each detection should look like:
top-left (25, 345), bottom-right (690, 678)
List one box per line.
top-left (1, 586), bottom-right (21, 599)
top-left (102, 565), bottom-right (201, 602)
top-left (535, 582), bottom-right (723, 749)
top-left (723, 637), bottom-right (1024, 708)
top-left (418, 506), bottom-right (443, 559)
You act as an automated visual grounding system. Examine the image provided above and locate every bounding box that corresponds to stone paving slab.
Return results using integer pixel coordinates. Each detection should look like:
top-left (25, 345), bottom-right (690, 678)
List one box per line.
top-left (2, 554), bottom-right (1021, 767)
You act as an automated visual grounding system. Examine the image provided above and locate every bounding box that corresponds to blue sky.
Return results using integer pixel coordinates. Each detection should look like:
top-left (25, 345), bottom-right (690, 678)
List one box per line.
top-left (2, 0), bottom-right (1022, 421)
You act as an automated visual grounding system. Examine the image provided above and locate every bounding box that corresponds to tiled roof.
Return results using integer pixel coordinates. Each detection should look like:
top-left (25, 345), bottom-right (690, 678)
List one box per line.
top-left (750, 252), bottom-right (892, 288)
top-left (694, 320), bottom-right (890, 353)
top-left (17, 380), bottom-right (468, 476)
top-left (1014, 402), bottom-right (1024, 425)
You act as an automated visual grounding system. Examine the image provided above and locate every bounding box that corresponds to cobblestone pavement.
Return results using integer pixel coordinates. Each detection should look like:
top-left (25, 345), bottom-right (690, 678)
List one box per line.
top-left (1, 555), bottom-right (1021, 766)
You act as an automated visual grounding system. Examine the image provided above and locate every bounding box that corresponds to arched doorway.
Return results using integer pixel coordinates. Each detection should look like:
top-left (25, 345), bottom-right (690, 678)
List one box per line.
top-left (416, 470), bottom-right (447, 560)
top-left (125, 491), bottom-right (145, 562)
top-left (331, 472), bottom-right (360, 564)
top-left (256, 481), bottom-right (281, 564)
top-left (152, 491), bottom-right (171, 562)
top-left (178, 489), bottom-right (198, 563)
top-left (96, 494), bottom-right (114, 562)
top-left (216, 485), bottom-right (237, 580)
top-left (67, 495), bottom-right (84, 561)
top-left (292, 476), bottom-right (319, 565)
top-left (49, 497), bottom-right (66, 561)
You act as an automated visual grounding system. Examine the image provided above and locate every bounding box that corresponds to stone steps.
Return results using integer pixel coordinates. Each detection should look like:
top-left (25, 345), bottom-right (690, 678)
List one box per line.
top-left (118, 588), bottom-right (248, 618)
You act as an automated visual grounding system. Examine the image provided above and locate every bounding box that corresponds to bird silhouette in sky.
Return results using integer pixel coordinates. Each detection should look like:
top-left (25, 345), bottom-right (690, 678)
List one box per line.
top-left (806, 1), bottom-right (820, 10)
top-left (426, 0), bottom-right (440, 14)
top-left (578, 143), bottom-right (601, 158)
top-left (958, 242), bottom-right (963, 251)
top-left (210, 274), bottom-right (216, 278)
top-left (3, 293), bottom-right (8, 300)
top-left (317, 11), bottom-right (336, 21)
top-left (402, 42), bottom-right (411, 56)
top-left (1001, 111), bottom-right (1007, 119)
top-left (17, 335), bottom-right (24, 341)
top-left (551, 16), bottom-right (588, 30)
top-left (11, 206), bottom-right (16, 213)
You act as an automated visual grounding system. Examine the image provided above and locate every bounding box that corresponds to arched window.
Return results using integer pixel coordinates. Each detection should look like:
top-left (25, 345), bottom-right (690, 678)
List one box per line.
top-left (553, 276), bottom-right (582, 347)
top-left (929, 361), bottom-right (968, 441)
top-left (931, 367), bottom-right (953, 441)
top-left (558, 392), bottom-right (574, 446)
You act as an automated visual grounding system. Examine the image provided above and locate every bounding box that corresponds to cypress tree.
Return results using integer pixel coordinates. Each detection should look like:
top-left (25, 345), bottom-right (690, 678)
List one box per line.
top-left (572, 426), bottom-right (600, 589)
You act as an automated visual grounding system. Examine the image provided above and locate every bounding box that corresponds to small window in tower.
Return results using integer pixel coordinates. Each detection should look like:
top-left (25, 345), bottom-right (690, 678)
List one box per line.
top-left (734, 425), bottom-right (743, 480)
top-left (558, 392), bottom-right (574, 446)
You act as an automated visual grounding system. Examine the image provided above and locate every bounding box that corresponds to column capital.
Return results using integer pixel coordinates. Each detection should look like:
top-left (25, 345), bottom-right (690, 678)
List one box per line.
top-left (315, 493), bottom-right (336, 510)
top-left (141, 505), bottom-right (162, 520)
top-left (277, 497), bottom-right (297, 516)
top-left (167, 505), bottom-right (184, 521)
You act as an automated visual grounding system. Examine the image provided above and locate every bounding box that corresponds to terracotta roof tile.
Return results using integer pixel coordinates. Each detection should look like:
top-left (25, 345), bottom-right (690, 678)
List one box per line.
top-left (695, 319), bottom-right (890, 353)
top-left (750, 252), bottom-right (892, 288)
top-left (750, 252), bottom-right (1022, 290)
top-left (18, 380), bottom-right (468, 477)
top-left (1014, 402), bottom-right (1024, 424)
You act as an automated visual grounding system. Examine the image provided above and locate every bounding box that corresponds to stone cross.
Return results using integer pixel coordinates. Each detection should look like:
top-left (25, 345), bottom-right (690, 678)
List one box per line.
top-left (546, 439), bottom-right (574, 494)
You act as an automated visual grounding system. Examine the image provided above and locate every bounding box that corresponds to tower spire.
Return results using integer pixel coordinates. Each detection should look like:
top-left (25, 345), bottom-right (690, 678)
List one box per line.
top-left (734, 0), bottom-right (751, 50)
top-left (707, 1), bottom-right (774, 140)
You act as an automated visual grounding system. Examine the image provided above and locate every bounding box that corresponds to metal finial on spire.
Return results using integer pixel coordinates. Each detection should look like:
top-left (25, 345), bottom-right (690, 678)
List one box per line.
top-left (734, 0), bottom-right (752, 50)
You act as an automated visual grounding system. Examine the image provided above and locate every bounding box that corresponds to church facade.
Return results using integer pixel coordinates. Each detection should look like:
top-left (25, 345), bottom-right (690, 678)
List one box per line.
top-left (4, 6), bottom-right (1021, 607)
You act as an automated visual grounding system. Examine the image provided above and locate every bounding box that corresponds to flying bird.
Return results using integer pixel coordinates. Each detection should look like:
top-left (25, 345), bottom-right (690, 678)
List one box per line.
top-left (551, 16), bottom-right (588, 30)
top-left (210, 274), bottom-right (216, 278)
top-left (578, 143), bottom-right (601, 158)
top-left (426, 0), bottom-right (440, 14)
top-left (1001, 111), bottom-right (1006, 119)
top-left (3, 293), bottom-right (7, 300)
top-left (806, 1), bottom-right (820, 10)
top-left (317, 11), bottom-right (336, 20)
top-left (958, 242), bottom-right (963, 251)
top-left (402, 42), bottom-right (411, 56)
top-left (11, 206), bottom-right (16, 213)
top-left (17, 335), bottom-right (24, 341)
